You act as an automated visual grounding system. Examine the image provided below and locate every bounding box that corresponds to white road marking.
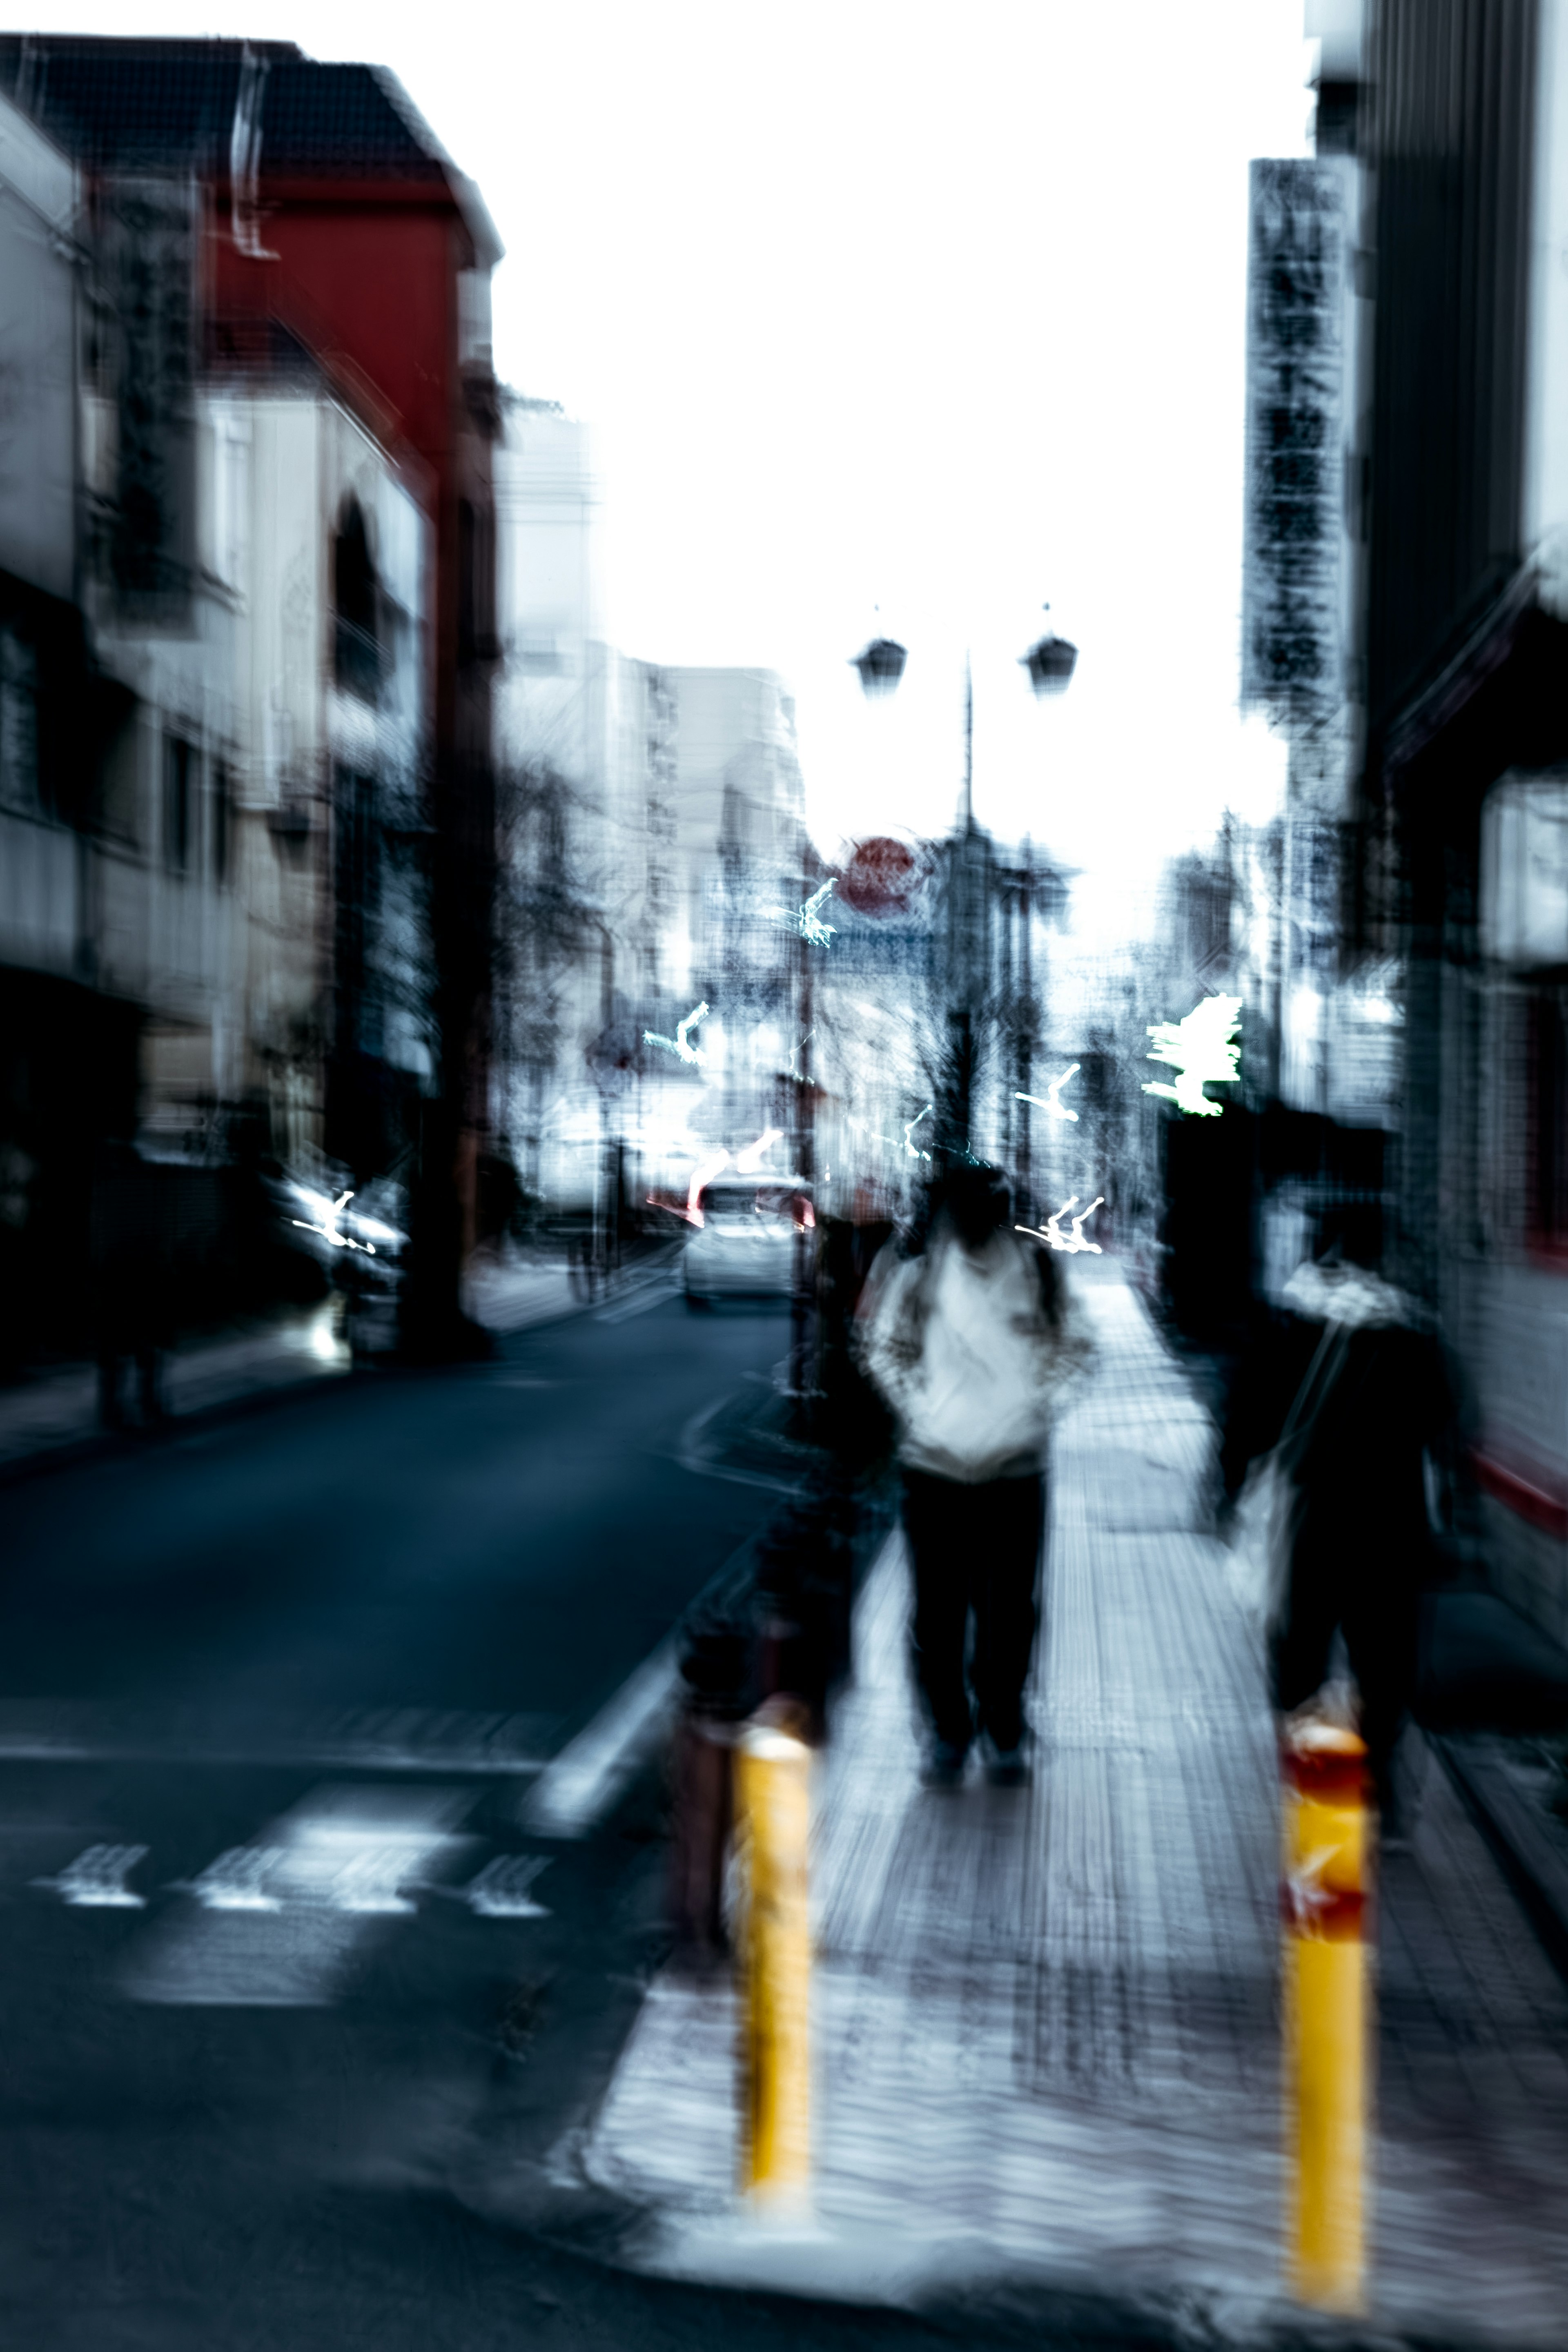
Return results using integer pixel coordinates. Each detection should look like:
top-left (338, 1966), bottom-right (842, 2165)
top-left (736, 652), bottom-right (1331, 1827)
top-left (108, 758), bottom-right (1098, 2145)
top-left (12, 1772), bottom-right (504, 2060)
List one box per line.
top-left (594, 1273), bottom-right (682, 1323)
top-left (34, 1843), bottom-right (148, 1908)
top-left (180, 1846), bottom-right (285, 1911)
top-left (0, 1705), bottom-right (550, 1777)
top-left (523, 1640), bottom-right (681, 1840)
top-left (676, 1389), bottom-right (797, 1494)
top-left (123, 1786), bottom-right (470, 2007)
top-left (461, 1855), bottom-right (551, 1916)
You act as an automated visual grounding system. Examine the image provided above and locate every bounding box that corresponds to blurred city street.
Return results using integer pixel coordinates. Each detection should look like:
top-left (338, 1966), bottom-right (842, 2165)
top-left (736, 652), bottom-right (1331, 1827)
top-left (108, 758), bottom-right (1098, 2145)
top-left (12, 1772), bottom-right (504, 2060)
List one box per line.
top-left (0, 1274), bottom-right (1562, 2346)
top-left (7, 8), bottom-right (1568, 2347)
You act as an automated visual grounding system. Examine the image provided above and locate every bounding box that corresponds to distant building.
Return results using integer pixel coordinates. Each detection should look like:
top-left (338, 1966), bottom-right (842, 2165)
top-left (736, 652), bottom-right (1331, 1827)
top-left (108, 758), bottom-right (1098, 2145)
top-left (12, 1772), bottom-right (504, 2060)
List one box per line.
top-left (490, 398), bottom-right (807, 1220)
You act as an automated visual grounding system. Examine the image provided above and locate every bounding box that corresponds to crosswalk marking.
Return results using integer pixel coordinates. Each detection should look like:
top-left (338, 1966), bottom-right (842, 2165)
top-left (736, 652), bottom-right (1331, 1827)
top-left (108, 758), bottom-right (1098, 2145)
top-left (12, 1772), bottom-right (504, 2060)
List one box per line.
top-left (120, 1786), bottom-right (472, 2007)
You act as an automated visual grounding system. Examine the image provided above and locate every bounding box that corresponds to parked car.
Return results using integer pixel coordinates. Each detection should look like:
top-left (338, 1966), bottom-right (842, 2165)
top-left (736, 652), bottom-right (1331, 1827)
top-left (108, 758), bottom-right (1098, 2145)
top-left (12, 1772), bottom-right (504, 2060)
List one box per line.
top-left (683, 1178), bottom-right (810, 1307)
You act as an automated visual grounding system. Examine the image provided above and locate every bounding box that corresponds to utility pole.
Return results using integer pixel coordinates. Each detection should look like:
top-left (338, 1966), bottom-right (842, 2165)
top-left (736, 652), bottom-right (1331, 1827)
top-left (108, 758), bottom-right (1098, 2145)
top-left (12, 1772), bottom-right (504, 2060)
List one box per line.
top-left (945, 654), bottom-right (981, 1155)
top-left (789, 865), bottom-right (816, 1428)
top-left (1016, 841), bottom-right (1034, 1221)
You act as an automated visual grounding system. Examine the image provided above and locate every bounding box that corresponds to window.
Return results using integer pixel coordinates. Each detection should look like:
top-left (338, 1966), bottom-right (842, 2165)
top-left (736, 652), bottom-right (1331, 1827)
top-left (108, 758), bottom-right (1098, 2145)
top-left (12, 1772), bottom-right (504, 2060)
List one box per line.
top-left (1528, 987), bottom-right (1568, 1260)
top-left (212, 757), bottom-right (232, 884)
top-left (332, 500), bottom-right (380, 701)
top-left (457, 497), bottom-right (496, 665)
top-left (0, 629), bottom-right (40, 814)
top-left (165, 734), bottom-right (192, 871)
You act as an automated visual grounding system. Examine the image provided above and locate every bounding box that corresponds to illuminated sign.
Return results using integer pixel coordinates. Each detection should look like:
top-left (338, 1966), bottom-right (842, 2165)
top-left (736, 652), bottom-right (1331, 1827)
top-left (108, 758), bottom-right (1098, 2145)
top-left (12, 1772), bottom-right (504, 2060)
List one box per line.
top-left (1016, 1063), bottom-right (1080, 1123)
top-left (644, 1001), bottom-right (710, 1067)
top-left (1143, 997), bottom-right (1241, 1117)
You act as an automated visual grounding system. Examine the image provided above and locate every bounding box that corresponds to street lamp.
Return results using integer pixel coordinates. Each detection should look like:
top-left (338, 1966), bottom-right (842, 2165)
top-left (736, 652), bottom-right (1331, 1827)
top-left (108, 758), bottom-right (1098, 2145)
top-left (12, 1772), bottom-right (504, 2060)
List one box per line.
top-left (850, 635), bottom-right (907, 697)
top-left (848, 612), bottom-right (1078, 1182)
top-left (1020, 606), bottom-right (1078, 698)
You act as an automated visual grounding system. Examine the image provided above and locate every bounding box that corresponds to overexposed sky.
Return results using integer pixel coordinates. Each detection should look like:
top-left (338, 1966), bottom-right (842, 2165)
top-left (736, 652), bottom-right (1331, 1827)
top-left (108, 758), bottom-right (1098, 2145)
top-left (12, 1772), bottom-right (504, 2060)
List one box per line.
top-left (23, 0), bottom-right (1314, 889)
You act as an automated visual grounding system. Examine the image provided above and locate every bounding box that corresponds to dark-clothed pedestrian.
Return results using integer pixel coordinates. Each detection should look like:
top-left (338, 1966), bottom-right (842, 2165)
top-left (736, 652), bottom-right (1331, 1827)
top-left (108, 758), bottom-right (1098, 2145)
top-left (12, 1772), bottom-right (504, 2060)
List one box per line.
top-left (856, 1163), bottom-right (1093, 1786)
top-left (1225, 1247), bottom-right (1458, 1836)
top-left (89, 1139), bottom-right (171, 1430)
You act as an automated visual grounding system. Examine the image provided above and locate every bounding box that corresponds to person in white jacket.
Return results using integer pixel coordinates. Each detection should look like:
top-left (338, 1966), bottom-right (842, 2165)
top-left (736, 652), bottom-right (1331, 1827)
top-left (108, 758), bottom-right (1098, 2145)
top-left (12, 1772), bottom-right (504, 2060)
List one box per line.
top-left (855, 1162), bottom-right (1094, 1785)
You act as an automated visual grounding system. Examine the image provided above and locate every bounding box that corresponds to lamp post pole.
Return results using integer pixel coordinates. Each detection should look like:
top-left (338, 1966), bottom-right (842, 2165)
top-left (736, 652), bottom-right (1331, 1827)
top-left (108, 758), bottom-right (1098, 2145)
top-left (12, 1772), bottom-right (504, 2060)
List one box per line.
top-left (789, 870), bottom-right (816, 1428)
top-left (853, 615), bottom-right (1075, 1182)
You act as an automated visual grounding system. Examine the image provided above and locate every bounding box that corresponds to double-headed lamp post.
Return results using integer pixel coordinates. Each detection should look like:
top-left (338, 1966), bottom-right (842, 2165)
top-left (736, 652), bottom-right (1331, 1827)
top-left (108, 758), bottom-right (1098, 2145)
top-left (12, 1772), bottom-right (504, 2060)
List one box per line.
top-left (849, 609), bottom-right (1078, 1181)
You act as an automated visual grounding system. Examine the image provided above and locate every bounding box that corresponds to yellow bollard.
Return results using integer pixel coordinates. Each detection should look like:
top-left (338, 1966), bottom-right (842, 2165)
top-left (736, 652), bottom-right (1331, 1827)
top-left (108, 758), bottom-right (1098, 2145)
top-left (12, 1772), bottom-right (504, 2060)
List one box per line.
top-left (733, 1712), bottom-right (812, 2211)
top-left (1281, 1720), bottom-right (1371, 2313)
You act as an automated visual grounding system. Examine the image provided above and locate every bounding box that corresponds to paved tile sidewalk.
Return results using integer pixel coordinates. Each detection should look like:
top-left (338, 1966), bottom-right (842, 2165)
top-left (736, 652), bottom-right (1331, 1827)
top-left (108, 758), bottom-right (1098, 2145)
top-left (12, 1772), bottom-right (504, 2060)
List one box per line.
top-left (581, 1266), bottom-right (1568, 2341)
top-left (0, 1299), bottom-right (352, 1474)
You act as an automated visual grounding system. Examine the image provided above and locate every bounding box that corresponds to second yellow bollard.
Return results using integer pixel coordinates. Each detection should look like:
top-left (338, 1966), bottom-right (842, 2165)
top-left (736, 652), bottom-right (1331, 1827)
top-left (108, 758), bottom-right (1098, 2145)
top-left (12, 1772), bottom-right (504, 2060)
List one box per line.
top-left (1281, 1719), bottom-right (1371, 2313)
top-left (733, 1712), bottom-right (812, 2211)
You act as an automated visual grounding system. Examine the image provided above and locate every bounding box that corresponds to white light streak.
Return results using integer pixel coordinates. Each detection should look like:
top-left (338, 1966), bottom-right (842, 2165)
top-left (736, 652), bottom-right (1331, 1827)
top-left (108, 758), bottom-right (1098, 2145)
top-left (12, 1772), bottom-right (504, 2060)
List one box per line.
top-left (680, 1149), bottom-right (732, 1227)
top-left (1016, 1064), bottom-right (1080, 1122)
top-left (292, 1188), bottom-right (376, 1254)
top-left (798, 879), bottom-right (836, 945)
top-left (904, 1105), bottom-right (933, 1162)
top-left (787, 1029), bottom-right (815, 1083)
top-left (1143, 996), bottom-right (1242, 1118)
top-left (764, 882), bottom-right (836, 945)
top-left (733, 1125), bottom-right (783, 1174)
top-left (1018, 1194), bottom-right (1105, 1255)
top-left (643, 1001), bottom-right (710, 1067)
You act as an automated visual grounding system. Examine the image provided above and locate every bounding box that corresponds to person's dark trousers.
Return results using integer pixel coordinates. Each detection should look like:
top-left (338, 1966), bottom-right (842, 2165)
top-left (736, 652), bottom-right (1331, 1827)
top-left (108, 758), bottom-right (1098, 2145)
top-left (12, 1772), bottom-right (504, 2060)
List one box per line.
top-left (1270, 1535), bottom-right (1423, 1815)
top-left (900, 1468), bottom-right (1045, 1754)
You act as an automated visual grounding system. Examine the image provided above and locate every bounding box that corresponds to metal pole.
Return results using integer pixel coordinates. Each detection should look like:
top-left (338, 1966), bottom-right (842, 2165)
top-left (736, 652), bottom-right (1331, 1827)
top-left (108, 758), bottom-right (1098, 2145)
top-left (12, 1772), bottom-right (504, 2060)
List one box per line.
top-left (1018, 846), bottom-right (1034, 1220)
top-left (735, 1715), bottom-right (812, 2210)
top-left (1282, 1720), bottom-right (1370, 2312)
top-left (789, 901), bottom-right (815, 1420)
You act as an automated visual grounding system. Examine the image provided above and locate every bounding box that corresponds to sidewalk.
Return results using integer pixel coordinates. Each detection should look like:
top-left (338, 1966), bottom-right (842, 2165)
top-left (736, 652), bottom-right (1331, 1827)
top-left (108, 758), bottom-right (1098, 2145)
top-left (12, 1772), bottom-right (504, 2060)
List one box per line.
top-left (0, 1299), bottom-right (352, 1477)
top-left (575, 1265), bottom-right (1568, 2343)
top-left (0, 1243), bottom-right (639, 1479)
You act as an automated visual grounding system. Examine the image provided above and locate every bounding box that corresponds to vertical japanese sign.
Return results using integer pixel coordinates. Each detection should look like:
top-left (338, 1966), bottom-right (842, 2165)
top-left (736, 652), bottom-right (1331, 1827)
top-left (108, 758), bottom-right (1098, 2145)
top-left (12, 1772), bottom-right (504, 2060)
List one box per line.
top-left (1241, 159), bottom-right (1350, 729)
top-left (101, 177), bottom-right (197, 613)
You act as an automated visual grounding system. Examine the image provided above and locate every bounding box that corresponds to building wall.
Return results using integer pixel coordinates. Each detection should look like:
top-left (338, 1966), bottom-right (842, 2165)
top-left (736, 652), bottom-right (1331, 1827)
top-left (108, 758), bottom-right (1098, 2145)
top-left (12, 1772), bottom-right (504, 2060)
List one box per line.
top-left (0, 98), bottom-right (77, 605)
top-left (1364, 0), bottom-right (1539, 734)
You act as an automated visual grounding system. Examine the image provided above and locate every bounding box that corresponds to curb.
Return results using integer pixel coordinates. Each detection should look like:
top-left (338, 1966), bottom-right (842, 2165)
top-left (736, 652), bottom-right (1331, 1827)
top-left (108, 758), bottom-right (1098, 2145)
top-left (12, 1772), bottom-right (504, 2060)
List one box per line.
top-left (1430, 1733), bottom-right (1568, 1986)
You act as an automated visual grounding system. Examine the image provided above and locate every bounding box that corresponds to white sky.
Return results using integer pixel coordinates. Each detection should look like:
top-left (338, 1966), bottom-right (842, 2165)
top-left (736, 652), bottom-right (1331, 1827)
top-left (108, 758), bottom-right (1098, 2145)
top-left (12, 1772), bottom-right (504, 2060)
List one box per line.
top-left (25, 0), bottom-right (1315, 898)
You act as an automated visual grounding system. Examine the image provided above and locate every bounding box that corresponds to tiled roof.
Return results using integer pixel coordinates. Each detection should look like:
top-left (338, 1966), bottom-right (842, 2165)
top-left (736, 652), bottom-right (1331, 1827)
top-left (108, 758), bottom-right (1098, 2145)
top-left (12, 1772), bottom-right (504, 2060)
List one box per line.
top-left (0, 37), bottom-right (448, 180)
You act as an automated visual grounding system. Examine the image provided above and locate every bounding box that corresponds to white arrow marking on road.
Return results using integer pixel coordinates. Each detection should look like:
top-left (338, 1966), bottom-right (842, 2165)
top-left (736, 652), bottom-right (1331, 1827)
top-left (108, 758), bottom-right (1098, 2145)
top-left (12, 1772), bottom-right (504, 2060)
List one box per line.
top-left (122, 1787), bottom-right (469, 2007)
top-left (180, 1846), bottom-right (286, 1911)
top-left (34, 1843), bottom-right (148, 1908)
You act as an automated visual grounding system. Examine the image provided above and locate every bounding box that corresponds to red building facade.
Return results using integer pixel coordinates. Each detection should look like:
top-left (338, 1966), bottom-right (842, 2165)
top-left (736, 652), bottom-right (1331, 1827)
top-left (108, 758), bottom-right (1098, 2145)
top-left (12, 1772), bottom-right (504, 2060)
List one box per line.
top-left (2, 36), bottom-right (505, 1330)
